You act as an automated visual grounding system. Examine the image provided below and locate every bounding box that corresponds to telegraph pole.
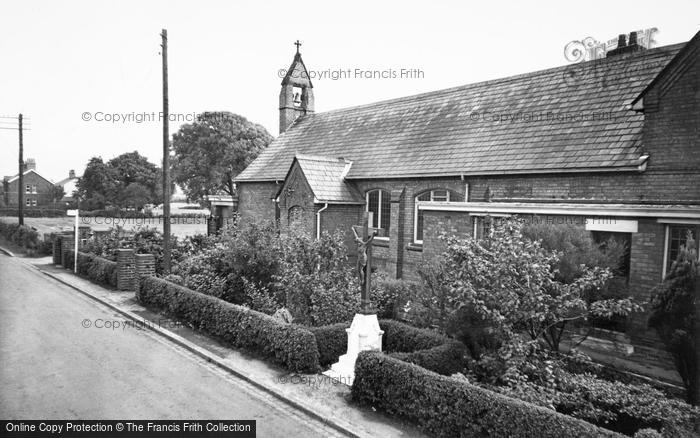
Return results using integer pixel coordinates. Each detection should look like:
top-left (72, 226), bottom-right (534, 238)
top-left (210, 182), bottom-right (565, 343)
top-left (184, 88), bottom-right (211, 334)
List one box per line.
top-left (161, 29), bottom-right (171, 273)
top-left (18, 114), bottom-right (24, 226)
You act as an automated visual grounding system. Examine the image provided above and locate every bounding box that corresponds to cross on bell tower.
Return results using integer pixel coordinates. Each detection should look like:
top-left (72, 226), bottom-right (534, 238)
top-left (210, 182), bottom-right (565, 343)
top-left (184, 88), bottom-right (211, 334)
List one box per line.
top-left (294, 40), bottom-right (302, 54)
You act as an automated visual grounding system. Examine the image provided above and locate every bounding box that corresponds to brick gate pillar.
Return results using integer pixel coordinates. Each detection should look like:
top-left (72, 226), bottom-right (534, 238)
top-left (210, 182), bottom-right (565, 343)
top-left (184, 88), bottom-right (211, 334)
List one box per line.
top-left (134, 254), bottom-right (156, 292)
top-left (53, 235), bottom-right (63, 265)
top-left (61, 233), bottom-right (75, 269)
top-left (117, 249), bottom-right (136, 291)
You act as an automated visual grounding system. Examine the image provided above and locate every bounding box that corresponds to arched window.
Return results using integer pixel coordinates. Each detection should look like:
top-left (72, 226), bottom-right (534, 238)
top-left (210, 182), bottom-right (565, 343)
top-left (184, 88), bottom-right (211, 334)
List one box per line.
top-left (366, 189), bottom-right (391, 235)
top-left (288, 205), bottom-right (305, 227)
top-left (414, 189), bottom-right (450, 243)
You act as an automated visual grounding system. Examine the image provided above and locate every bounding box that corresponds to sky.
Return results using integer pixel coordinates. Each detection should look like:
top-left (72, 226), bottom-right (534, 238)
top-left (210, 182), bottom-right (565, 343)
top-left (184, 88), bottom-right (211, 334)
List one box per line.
top-left (1, 0), bottom-right (698, 182)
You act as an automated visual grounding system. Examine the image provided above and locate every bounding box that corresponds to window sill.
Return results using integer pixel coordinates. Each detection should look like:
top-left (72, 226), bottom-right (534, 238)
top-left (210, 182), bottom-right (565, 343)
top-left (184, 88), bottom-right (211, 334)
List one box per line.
top-left (406, 243), bottom-right (423, 252)
top-left (372, 239), bottom-right (389, 248)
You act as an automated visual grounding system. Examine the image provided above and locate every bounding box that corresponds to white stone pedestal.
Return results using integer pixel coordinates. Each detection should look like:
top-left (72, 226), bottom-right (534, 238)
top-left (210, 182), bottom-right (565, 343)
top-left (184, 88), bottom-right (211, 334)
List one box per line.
top-left (323, 313), bottom-right (384, 386)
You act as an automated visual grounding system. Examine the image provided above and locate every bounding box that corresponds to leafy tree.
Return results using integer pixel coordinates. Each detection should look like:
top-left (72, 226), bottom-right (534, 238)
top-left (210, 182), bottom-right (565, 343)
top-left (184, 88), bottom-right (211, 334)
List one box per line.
top-left (171, 112), bottom-right (273, 202)
top-left (76, 157), bottom-right (116, 210)
top-left (76, 152), bottom-right (161, 210)
top-left (50, 185), bottom-right (65, 202)
top-left (649, 235), bottom-right (699, 405)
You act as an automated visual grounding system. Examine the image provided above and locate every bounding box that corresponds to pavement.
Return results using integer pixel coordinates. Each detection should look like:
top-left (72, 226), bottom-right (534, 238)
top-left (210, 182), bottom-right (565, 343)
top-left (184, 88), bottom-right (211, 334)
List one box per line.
top-left (0, 249), bottom-right (427, 438)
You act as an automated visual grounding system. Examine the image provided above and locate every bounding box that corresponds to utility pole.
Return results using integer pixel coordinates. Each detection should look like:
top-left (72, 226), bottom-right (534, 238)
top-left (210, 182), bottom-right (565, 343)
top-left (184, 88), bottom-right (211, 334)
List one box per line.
top-left (18, 114), bottom-right (24, 226)
top-left (161, 29), bottom-right (171, 273)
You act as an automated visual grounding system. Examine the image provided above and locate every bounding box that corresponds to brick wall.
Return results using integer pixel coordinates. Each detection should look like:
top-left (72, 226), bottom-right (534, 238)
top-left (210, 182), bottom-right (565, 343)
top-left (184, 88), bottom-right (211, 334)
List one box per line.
top-left (237, 181), bottom-right (280, 224)
top-left (321, 204), bottom-right (362, 261)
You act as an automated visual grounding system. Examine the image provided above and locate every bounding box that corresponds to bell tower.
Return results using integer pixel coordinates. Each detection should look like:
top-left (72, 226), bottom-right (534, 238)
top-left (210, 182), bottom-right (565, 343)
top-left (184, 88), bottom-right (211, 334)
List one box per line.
top-left (279, 40), bottom-right (314, 134)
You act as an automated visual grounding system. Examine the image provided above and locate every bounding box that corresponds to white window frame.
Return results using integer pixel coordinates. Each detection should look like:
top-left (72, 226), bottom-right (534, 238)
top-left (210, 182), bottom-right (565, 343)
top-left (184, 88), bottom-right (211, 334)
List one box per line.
top-left (661, 223), bottom-right (700, 279)
top-left (31, 199), bottom-right (37, 206)
top-left (25, 198), bottom-right (31, 206)
top-left (31, 185), bottom-right (37, 194)
top-left (25, 184), bottom-right (31, 194)
top-left (365, 189), bottom-right (390, 240)
top-left (414, 189), bottom-right (450, 244)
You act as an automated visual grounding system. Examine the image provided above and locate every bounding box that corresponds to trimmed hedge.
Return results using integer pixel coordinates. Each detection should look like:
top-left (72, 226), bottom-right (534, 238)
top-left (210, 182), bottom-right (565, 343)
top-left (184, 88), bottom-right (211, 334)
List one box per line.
top-left (0, 207), bottom-right (67, 217)
top-left (389, 340), bottom-right (468, 376)
top-left (137, 276), bottom-right (320, 373)
top-left (75, 252), bottom-right (118, 287)
top-left (352, 351), bottom-right (622, 438)
top-left (379, 319), bottom-right (449, 352)
top-left (308, 323), bottom-right (349, 367)
top-left (308, 318), bottom-right (467, 374)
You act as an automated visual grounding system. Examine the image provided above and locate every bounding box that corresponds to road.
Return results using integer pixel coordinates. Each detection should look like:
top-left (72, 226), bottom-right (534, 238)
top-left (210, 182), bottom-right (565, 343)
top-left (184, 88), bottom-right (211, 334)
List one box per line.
top-left (0, 254), bottom-right (343, 437)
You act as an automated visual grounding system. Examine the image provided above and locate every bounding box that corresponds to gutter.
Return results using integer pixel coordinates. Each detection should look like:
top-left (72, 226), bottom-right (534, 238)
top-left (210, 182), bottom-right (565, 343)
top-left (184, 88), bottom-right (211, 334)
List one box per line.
top-left (316, 203), bottom-right (328, 240)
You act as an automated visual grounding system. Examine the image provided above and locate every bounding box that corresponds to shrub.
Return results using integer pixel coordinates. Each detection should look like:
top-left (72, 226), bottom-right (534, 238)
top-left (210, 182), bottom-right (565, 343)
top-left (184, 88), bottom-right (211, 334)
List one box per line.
top-left (0, 221), bottom-right (42, 255)
top-left (379, 319), bottom-right (449, 352)
top-left (555, 372), bottom-right (700, 436)
top-left (137, 276), bottom-right (320, 373)
top-left (389, 340), bottom-right (468, 375)
top-left (371, 276), bottom-right (417, 319)
top-left (648, 236), bottom-right (698, 405)
top-left (308, 323), bottom-right (349, 367)
top-left (277, 227), bottom-right (359, 326)
top-left (445, 303), bottom-right (503, 359)
top-left (75, 252), bottom-right (118, 287)
top-left (0, 207), bottom-right (67, 217)
top-left (352, 351), bottom-right (621, 438)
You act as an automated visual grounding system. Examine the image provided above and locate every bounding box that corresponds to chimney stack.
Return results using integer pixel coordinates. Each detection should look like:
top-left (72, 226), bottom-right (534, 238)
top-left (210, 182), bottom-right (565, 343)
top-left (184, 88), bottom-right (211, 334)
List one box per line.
top-left (607, 31), bottom-right (644, 57)
top-left (628, 31), bottom-right (638, 46)
top-left (24, 158), bottom-right (36, 171)
top-left (69, 169), bottom-right (76, 179)
top-left (617, 34), bottom-right (627, 49)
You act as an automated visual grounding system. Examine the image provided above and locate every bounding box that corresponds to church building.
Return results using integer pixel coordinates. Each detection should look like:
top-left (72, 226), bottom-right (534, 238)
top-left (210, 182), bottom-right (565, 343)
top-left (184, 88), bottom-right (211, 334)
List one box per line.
top-left (235, 31), bottom-right (700, 376)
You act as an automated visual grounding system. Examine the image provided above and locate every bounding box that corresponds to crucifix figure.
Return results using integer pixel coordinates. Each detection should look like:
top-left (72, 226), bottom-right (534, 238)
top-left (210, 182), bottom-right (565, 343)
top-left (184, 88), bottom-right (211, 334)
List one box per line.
top-left (352, 212), bottom-right (376, 314)
top-left (294, 40), bottom-right (302, 54)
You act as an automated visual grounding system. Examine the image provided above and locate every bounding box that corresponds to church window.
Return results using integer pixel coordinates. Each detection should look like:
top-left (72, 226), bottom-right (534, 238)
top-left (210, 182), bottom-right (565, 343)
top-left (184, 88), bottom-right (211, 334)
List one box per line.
top-left (366, 189), bottom-right (390, 236)
top-left (414, 189), bottom-right (450, 243)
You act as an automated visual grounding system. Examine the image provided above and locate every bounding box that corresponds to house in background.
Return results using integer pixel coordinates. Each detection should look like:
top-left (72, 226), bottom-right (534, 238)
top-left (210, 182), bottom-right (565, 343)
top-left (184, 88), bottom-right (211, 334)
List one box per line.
top-left (55, 169), bottom-right (80, 206)
top-left (2, 159), bottom-right (57, 208)
top-left (236, 30), bottom-right (700, 380)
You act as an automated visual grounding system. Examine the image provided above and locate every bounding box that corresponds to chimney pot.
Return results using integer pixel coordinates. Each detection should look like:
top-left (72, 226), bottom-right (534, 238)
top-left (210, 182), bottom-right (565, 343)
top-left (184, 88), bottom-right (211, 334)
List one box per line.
top-left (69, 169), bottom-right (76, 179)
top-left (617, 34), bottom-right (627, 48)
top-left (629, 31), bottom-right (638, 46)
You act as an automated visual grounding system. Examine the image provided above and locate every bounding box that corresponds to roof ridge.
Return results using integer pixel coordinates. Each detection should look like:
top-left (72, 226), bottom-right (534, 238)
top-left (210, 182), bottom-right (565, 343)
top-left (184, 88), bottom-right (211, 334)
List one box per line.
top-left (306, 42), bottom-right (686, 118)
top-left (296, 154), bottom-right (347, 163)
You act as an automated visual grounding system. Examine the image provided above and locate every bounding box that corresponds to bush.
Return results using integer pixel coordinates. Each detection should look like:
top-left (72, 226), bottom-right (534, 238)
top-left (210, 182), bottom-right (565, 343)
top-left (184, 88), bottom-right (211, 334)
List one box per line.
top-left (379, 319), bottom-right (449, 352)
top-left (0, 207), bottom-right (67, 217)
top-left (137, 276), bottom-right (320, 373)
top-left (648, 236), bottom-right (698, 405)
top-left (371, 277), bottom-right (417, 319)
top-left (555, 372), bottom-right (700, 436)
top-left (75, 252), bottom-right (118, 287)
top-left (308, 323), bottom-right (349, 367)
top-left (0, 221), bottom-right (42, 255)
top-left (352, 351), bottom-right (621, 438)
top-left (389, 340), bottom-right (468, 375)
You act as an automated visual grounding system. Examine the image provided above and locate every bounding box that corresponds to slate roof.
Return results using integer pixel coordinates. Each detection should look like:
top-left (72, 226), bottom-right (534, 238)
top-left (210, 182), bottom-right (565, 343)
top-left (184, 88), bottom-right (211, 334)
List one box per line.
top-left (282, 155), bottom-right (363, 204)
top-left (237, 43), bottom-right (685, 182)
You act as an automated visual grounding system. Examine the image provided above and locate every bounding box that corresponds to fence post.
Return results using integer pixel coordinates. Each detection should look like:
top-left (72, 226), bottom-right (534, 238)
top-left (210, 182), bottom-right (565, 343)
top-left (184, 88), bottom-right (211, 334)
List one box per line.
top-left (134, 253), bottom-right (156, 292)
top-left (117, 249), bottom-right (136, 291)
